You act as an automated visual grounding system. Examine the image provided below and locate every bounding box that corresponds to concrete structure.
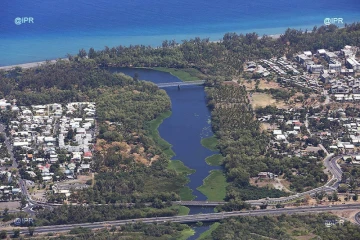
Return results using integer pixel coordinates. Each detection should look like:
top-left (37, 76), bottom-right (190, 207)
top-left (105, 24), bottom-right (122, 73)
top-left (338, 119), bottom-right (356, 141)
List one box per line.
top-left (308, 64), bottom-right (324, 73)
top-left (346, 58), bottom-right (360, 71)
top-left (324, 52), bottom-right (337, 62)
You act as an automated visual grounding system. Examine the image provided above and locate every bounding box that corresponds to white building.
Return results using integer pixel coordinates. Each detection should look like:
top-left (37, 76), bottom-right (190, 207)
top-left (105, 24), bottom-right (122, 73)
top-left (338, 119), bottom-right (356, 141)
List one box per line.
top-left (346, 58), bottom-right (360, 71)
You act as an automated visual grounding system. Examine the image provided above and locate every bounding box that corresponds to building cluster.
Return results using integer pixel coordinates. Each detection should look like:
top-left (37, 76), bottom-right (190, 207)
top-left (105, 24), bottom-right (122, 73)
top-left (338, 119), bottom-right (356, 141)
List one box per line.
top-left (258, 108), bottom-right (320, 158)
top-left (246, 45), bottom-right (360, 99)
top-left (305, 108), bottom-right (360, 156)
top-left (0, 171), bottom-right (20, 201)
top-left (6, 101), bottom-right (96, 183)
top-left (258, 107), bottom-right (360, 160)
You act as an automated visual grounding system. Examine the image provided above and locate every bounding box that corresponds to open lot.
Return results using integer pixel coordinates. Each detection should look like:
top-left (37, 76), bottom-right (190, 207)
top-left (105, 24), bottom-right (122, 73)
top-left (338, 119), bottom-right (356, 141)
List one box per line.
top-left (250, 93), bottom-right (284, 109)
top-left (0, 201), bottom-right (20, 211)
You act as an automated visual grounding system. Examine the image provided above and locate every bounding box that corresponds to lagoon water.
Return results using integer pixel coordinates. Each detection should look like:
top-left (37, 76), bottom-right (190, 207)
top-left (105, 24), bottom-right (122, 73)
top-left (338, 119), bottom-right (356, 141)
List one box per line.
top-left (1, 0), bottom-right (360, 66)
top-left (113, 68), bottom-right (219, 201)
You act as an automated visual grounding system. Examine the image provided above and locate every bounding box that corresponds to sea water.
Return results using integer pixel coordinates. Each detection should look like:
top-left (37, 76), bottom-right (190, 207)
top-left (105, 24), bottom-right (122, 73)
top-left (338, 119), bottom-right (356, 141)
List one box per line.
top-left (0, 0), bottom-right (359, 65)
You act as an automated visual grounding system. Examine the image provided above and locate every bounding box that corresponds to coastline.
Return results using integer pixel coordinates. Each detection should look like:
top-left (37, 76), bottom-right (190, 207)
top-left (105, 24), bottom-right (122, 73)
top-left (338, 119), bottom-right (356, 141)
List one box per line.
top-left (0, 33), bottom-right (284, 70)
top-left (0, 59), bottom-right (68, 71)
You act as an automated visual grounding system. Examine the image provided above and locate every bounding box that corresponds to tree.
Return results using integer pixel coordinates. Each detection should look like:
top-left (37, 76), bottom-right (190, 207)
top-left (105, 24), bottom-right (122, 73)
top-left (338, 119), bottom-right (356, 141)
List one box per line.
top-left (260, 204), bottom-right (268, 209)
top-left (28, 226), bottom-right (35, 236)
top-left (317, 150), bottom-right (325, 158)
top-left (0, 231), bottom-right (6, 239)
top-left (353, 193), bottom-right (358, 201)
top-left (133, 72), bottom-right (140, 81)
top-left (13, 229), bottom-right (20, 238)
top-left (0, 133), bottom-right (5, 143)
top-left (3, 207), bottom-right (9, 220)
top-left (332, 191), bottom-right (339, 201)
top-left (20, 195), bottom-right (27, 210)
top-left (78, 48), bottom-right (87, 58)
top-left (88, 47), bottom-right (96, 59)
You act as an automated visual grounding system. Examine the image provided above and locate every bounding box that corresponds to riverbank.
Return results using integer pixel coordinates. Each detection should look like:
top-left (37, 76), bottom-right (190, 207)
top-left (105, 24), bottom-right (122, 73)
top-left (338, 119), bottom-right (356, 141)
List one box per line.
top-left (197, 170), bottom-right (228, 201)
top-left (205, 154), bottom-right (224, 166)
top-left (146, 111), bottom-right (175, 158)
top-left (200, 136), bottom-right (218, 151)
top-left (197, 222), bottom-right (220, 240)
top-left (198, 135), bottom-right (228, 201)
top-left (146, 110), bottom-right (196, 201)
top-left (153, 67), bottom-right (203, 82)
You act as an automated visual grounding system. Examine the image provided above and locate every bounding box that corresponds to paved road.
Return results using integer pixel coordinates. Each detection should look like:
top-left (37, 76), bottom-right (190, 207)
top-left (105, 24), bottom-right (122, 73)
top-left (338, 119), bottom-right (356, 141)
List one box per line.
top-left (10, 204), bottom-right (360, 235)
top-left (355, 212), bottom-right (360, 225)
top-left (0, 123), bottom-right (17, 169)
top-left (305, 113), bottom-right (313, 137)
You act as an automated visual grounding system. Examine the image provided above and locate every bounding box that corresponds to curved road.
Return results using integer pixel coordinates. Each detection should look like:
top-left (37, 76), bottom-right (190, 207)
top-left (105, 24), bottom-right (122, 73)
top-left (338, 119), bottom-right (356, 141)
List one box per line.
top-left (16, 153), bottom-right (345, 210)
top-left (356, 212), bottom-right (360, 225)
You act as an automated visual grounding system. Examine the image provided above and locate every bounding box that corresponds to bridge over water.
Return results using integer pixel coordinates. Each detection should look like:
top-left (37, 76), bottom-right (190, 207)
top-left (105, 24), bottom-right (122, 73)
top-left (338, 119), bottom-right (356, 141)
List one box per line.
top-left (156, 80), bottom-right (205, 88)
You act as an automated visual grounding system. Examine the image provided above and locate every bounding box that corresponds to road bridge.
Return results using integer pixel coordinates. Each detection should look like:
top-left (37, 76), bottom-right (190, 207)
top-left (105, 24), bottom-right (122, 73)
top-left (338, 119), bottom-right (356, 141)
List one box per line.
top-left (156, 80), bottom-right (205, 88)
top-left (10, 204), bottom-right (360, 235)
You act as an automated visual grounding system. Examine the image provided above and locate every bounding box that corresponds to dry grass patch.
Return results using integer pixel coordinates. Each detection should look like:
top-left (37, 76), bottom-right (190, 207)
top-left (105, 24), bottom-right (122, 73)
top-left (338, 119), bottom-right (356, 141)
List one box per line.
top-left (251, 93), bottom-right (285, 108)
top-left (249, 178), bottom-right (275, 189)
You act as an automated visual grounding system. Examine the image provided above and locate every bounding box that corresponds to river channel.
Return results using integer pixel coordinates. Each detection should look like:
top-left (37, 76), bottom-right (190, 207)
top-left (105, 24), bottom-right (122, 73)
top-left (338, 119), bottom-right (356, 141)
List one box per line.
top-left (113, 68), bottom-right (220, 201)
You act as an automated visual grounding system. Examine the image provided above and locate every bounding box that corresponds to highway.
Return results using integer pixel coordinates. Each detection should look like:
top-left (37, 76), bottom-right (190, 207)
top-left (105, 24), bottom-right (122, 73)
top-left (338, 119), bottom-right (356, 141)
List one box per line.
top-left (11, 204), bottom-right (360, 235)
top-left (13, 153), bottom-right (344, 213)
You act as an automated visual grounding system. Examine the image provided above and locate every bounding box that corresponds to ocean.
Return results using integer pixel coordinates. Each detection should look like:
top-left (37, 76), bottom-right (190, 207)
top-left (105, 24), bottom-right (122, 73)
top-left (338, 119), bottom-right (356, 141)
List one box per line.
top-left (0, 0), bottom-right (359, 66)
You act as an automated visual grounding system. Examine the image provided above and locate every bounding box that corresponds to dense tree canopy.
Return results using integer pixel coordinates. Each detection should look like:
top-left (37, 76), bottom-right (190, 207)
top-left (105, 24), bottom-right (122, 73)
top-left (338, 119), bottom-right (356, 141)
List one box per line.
top-left (68, 23), bottom-right (360, 78)
top-left (211, 214), bottom-right (360, 240)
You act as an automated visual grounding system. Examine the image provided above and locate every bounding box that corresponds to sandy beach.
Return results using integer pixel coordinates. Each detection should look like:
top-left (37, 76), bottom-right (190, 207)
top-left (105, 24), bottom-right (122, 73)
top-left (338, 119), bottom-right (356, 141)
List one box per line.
top-left (0, 59), bottom-right (68, 71)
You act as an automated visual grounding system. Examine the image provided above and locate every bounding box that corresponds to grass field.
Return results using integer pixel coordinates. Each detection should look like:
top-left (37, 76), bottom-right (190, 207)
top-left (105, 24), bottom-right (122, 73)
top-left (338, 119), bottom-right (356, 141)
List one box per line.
top-left (168, 160), bottom-right (196, 201)
top-left (178, 228), bottom-right (195, 240)
top-left (197, 170), bottom-right (228, 201)
top-left (146, 111), bottom-right (175, 158)
top-left (201, 136), bottom-right (218, 151)
top-left (170, 205), bottom-right (190, 216)
top-left (251, 93), bottom-right (277, 108)
top-left (205, 154), bottom-right (224, 166)
top-left (179, 186), bottom-right (195, 201)
top-left (197, 222), bottom-right (220, 240)
top-left (251, 93), bottom-right (286, 109)
top-left (153, 67), bottom-right (202, 82)
top-left (169, 160), bottom-right (196, 175)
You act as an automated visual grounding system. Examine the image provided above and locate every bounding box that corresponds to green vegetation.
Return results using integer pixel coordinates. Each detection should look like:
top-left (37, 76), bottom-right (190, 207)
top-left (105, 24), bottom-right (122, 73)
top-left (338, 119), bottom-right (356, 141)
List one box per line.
top-left (206, 85), bottom-right (289, 201)
top-left (154, 67), bottom-right (202, 82)
top-left (178, 228), bottom-right (195, 240)
top-left (69, 227), bottom-right (91, 235)
top-left (145, 110), bottom-right (175, 158)
top-left (170, 205), bottom-right (190, 216)
top-left (210, 214), bottom-right (360, 240)
top-left (206, 85), bottom-right (328, 201)
top-left (0, 61), bottom-right (196, 222)
top-left (33, 222), bottom-right (194, 240)
top-left (75, 23), bottom-right (360, 80)
top-left (179, 186), bottom-right (195, 201)
top-left (197, 170), bottom-right (228, 201)
top-left (201, 136), bottom-right (218, 151)
top-left (197, 222), bottom-right (220, 240)
top-left (169, 160), bottom-right (195, 175)
top-left (35, 204), bottom-right (178, 226)
top-left (205, 154), bottom-right (224, 166)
